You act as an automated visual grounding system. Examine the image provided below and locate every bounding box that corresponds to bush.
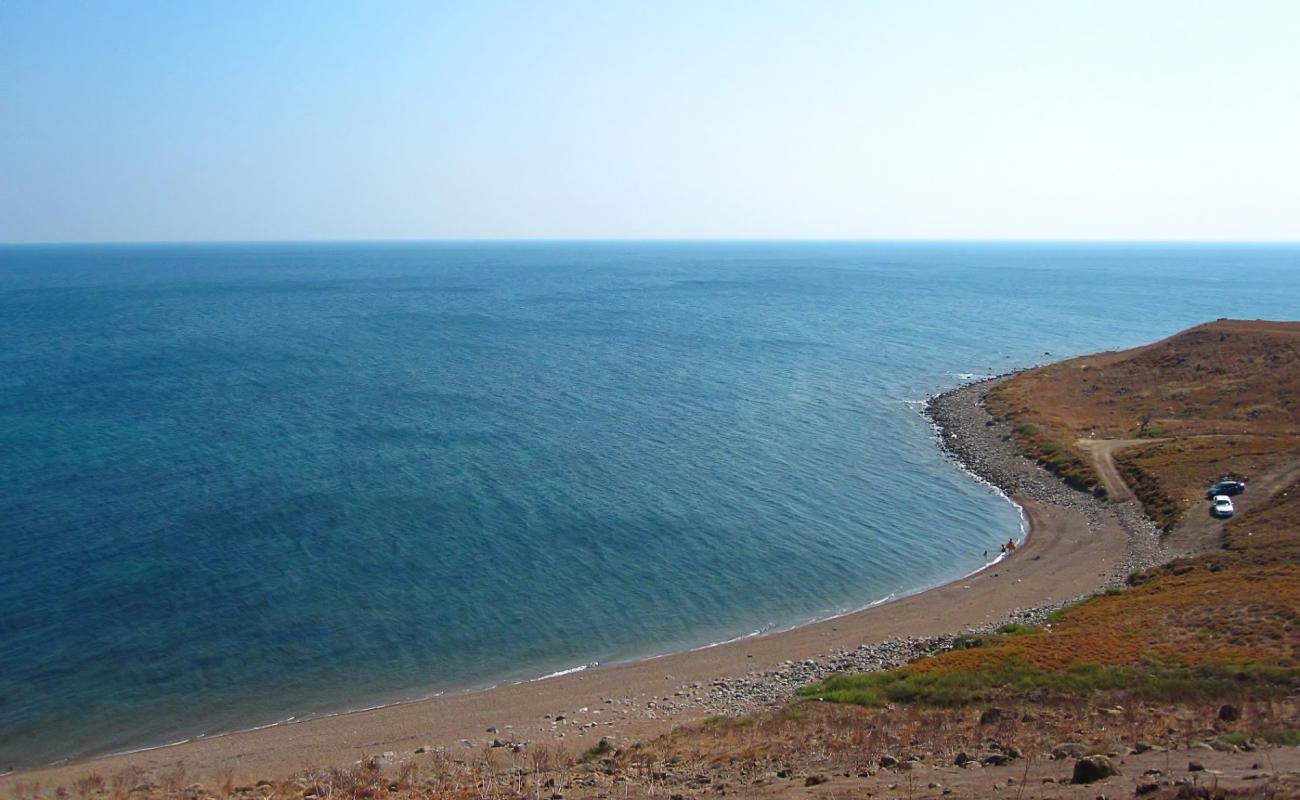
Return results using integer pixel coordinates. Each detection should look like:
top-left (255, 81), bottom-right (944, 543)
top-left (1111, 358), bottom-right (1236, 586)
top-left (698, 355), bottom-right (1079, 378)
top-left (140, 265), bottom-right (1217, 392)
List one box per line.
top-left (1013, 423), bottom-right (1040, 436)
top-left (997, 623), bottom-right (1037, 636)
top-left (580, 738), bottom-right (614, 761)
top-left (1265, 729), bottom-right (1300, 746)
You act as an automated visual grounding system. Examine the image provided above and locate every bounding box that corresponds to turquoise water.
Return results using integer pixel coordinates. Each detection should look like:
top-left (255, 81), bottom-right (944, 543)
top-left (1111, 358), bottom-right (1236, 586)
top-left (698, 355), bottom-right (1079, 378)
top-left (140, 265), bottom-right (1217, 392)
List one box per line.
top-left (1, 241), bottom-right (1297, 768)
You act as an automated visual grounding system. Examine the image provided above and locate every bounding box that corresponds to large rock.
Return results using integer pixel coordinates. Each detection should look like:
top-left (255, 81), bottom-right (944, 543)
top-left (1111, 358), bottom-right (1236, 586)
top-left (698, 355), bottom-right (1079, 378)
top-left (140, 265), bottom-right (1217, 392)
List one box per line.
top-left (1071, 755), bottom-right (1120, 784)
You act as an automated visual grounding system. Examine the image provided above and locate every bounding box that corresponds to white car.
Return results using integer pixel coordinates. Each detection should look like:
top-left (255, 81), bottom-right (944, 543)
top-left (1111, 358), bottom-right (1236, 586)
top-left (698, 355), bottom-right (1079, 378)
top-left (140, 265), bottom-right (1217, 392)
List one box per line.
top-left (1211, 495), bottom-right (1235, 518)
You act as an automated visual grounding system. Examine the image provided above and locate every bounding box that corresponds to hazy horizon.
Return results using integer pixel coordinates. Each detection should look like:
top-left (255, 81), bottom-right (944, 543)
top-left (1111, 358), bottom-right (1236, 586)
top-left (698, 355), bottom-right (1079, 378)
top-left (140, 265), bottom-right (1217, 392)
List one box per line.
top-left (3, 1), bottom-right (1299, 244)
top-left (6, 238), bottom-right (1300, 247)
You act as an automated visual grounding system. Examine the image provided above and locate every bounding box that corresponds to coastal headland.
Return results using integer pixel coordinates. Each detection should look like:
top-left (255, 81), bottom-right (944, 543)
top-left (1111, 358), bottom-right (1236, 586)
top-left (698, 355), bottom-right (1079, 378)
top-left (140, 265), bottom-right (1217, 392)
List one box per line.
top-left (5, 319), bottom-right (1297, 799)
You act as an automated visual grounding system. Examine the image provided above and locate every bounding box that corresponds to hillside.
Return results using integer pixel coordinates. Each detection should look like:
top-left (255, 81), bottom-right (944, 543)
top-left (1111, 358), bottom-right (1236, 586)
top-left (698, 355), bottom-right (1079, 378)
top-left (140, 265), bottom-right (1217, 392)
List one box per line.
top-left (988, 319), bottom-right (1300, 530)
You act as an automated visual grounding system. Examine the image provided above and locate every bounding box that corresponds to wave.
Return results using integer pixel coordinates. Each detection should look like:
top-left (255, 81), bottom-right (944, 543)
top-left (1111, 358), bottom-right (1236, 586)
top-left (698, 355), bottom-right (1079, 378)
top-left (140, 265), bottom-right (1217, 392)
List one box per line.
top-left (532, 663), bottom-right (599, 682)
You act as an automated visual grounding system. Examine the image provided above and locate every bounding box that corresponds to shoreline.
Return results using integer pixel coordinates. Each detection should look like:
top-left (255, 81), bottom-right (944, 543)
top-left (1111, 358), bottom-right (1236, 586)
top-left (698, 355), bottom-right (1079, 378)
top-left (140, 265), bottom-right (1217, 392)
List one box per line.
top-left (1, 375), bottom-right (1167, 790)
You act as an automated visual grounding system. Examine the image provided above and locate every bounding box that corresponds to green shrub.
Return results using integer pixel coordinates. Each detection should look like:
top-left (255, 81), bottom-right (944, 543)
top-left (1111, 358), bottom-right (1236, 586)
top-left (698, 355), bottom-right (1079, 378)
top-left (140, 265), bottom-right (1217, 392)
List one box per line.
top-left (1013, 423), bottom-right (1040, 436)
top-left (580, 738), bottom-right (614, 760)
top-left (1265, 729), bottom-right (1300, 746)
top-left (799, 661), bottom-right (1298, 709)
top-left (997, 623), bottom-right (1037, 636)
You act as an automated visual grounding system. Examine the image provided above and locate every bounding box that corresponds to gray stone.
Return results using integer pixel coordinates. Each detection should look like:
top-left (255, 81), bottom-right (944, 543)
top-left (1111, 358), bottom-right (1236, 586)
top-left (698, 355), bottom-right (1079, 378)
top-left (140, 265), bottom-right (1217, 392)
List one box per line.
top-left (978, 707), bottom-right (1004, 725)
top-left (1071, 755), bottom-right (1119, 784)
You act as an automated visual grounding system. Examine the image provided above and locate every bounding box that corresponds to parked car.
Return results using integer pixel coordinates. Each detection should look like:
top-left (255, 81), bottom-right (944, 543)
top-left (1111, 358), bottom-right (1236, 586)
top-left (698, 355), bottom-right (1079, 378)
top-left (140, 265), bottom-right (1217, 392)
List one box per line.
top-left (1205, 480), bottom-right (1246, 499)
top-left (1211, 495), bottom-right (1235, 518)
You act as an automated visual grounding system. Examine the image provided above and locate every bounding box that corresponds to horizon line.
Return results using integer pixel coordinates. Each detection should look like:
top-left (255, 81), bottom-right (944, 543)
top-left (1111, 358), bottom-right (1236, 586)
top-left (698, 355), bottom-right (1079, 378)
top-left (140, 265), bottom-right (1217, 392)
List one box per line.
top-left (4, 237), bottom-right (1300, 247)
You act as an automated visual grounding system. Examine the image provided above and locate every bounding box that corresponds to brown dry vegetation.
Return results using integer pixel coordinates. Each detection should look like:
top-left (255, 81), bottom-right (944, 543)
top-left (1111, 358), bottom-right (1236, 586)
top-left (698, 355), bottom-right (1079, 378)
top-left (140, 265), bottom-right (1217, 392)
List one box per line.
top-left (9, 698), bottom-right (1298, 800)
top-left (988, 320), bottom-right (1300, 519)
top-left (908, 563), bottom-right (1298, 676)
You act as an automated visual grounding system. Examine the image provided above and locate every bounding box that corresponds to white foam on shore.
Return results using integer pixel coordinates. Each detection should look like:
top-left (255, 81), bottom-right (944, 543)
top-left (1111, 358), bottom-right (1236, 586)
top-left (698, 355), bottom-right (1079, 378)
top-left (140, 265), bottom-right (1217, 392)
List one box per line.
top-left (101, 737), bottom-right (193, 760)
top-left (533, 663), bottom-right (598, 681)
top-left (686, 622), bottom-right (777, 652)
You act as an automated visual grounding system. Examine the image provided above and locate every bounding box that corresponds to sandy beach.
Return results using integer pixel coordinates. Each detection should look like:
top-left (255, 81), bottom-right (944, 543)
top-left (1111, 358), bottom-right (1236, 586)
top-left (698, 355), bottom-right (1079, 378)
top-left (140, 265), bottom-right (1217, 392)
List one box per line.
top-left (1, 377), bottom-right (1166, 791)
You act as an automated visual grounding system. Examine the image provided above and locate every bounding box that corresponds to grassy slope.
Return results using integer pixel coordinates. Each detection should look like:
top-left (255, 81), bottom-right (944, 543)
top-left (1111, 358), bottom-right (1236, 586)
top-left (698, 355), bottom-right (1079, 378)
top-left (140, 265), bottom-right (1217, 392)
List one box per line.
top-left (987, 319), bottom-right (1300, 526)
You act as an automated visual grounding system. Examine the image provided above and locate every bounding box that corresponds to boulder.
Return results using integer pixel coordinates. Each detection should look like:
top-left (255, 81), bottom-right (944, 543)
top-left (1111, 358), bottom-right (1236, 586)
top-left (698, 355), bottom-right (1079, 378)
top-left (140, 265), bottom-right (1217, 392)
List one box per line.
top-left (1218, 704), bottom-right (1240, 722)
top-left (978, 707), bottom-right (1004, 726)
top-left (1052, 742), bottom-right (1086, 760)
top-left (1071, 755), bottom-right (1119, 784)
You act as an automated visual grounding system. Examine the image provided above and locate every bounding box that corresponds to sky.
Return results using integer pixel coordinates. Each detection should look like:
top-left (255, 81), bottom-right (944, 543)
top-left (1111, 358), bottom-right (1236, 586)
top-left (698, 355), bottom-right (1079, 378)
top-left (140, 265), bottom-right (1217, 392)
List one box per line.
top-left (1, 1), bottom-right (1298, 243)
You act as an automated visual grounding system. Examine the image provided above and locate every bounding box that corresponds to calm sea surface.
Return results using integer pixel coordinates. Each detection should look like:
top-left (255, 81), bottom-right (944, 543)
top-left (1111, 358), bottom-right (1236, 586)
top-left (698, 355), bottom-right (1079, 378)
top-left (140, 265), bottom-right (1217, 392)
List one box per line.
top-left (2, 242), bottom-right (1297, 767)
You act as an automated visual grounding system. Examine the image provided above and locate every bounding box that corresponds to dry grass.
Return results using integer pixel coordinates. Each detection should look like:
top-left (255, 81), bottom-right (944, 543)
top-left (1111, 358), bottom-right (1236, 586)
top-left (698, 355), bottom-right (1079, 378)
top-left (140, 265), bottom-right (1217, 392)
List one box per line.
top-left (988, 319), bottom-right (1300, 516)
top-left (19, 698), bottom-right (1295, 800)
top-left (919, 321), bottom-right (1300, 698)
top-left (990, 320), bottom-right (1300, 441)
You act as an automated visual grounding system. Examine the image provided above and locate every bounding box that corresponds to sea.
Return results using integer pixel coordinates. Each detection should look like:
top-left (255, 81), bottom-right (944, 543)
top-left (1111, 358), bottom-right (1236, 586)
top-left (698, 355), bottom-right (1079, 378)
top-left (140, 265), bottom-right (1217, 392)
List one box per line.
top-left (2, 241), bottom-right (1297, 769)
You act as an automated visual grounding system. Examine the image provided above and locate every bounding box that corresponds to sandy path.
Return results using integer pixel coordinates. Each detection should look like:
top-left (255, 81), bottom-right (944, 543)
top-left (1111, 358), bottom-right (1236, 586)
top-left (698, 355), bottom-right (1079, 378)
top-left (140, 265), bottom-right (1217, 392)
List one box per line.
top-left (1075, 437), bottom-right (1167, 501)
top-left (0, 495), bottom-right (1127, 791)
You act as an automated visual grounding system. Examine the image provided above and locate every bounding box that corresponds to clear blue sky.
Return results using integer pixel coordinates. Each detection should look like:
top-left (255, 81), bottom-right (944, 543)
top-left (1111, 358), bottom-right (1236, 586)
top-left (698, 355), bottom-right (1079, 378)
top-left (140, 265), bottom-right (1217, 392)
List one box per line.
top-left (2, 1), bottom-right (1297, 242)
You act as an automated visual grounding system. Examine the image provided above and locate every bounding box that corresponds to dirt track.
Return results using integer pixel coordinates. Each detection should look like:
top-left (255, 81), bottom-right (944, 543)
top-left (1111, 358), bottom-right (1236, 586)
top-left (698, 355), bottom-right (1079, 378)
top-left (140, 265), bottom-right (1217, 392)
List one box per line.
top-left (1075, 437), bottom-right (1167, 502)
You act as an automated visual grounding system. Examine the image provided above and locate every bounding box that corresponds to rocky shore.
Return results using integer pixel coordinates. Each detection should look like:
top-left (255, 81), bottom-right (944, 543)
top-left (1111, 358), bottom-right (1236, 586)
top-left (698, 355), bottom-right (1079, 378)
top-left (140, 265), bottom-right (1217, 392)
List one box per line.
top-left (926, 375), bottom-right (1169, 581)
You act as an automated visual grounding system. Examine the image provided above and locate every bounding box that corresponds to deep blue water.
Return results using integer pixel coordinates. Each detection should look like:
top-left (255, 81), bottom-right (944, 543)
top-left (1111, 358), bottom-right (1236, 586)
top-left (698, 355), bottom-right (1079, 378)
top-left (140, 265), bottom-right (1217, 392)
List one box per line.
top-left (1, 241), bottom-right (1297, 768)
